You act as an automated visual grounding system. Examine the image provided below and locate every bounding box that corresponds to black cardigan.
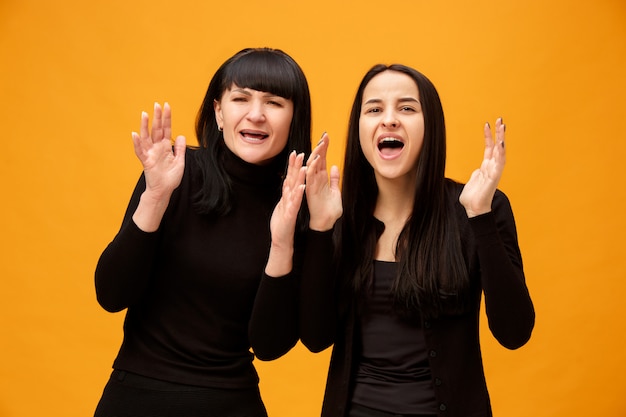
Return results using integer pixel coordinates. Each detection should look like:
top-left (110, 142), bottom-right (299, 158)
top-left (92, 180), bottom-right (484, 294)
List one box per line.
top-left (299, 183), bottom-right (535, 417)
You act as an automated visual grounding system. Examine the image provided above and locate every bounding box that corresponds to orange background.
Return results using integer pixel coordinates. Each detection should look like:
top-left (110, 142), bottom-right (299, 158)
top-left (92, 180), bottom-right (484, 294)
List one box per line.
top-left (1, 1), bottom-right (625, 416)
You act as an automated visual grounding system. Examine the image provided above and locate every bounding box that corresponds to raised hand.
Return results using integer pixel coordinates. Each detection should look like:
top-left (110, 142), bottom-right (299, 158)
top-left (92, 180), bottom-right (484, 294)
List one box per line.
top-left (265, 151), bottom-right (307, 277)
top-left (131, 102), bottom-right (187, 200)
top-left (459, 118), bottom-right (506, 218)
top-left (305, 132), bottom-right (342, 231)
top-left (131, 102), bottom-right (186, 232)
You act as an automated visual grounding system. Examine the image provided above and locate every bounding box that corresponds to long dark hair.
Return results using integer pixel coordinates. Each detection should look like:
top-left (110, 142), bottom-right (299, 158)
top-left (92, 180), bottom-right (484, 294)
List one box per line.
top-left (339, 64), bottom-right (469, 319)
top-left (193, 47), bottom-right (312, 216)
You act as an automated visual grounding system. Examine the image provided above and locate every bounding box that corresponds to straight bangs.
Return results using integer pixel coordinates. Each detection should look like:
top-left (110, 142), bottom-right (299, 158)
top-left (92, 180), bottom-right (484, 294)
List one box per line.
top-left (221, 50), bottom-right (300, 100)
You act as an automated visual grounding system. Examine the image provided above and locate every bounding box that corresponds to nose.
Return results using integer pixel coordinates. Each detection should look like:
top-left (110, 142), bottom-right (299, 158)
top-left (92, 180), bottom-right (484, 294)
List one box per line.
top-left (381, 110), bottom-right (398, 128)
top-left (246, 100), bottom-right (266, 123)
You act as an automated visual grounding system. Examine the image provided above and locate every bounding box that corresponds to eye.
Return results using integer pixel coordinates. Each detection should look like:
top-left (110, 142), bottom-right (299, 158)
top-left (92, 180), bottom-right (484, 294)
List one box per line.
top-left (364, 107), bottom-right (382, 114)
top-left (267, 100), bottom-right (283, 107)
top-left (400, 106), bottom-right (416, 112)
top-left (232, 96), bottom-right (248, 103)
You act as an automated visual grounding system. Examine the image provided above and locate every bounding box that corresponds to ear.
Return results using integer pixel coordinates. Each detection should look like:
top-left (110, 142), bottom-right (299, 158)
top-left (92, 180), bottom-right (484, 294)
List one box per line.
top-left (213, 99), bottom-right (223, 130)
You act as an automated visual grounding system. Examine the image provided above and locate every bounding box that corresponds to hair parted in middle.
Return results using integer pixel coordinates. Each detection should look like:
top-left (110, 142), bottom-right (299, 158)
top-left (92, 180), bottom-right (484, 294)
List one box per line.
top-left (338, 64), bottom-right (470, 319)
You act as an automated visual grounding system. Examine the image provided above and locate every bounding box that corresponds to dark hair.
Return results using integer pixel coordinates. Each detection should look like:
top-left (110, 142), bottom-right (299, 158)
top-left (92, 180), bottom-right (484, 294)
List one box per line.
top-left (339, 64), bottom-right (469, 319)
top-left (193, 47), bottom-right (312, 215)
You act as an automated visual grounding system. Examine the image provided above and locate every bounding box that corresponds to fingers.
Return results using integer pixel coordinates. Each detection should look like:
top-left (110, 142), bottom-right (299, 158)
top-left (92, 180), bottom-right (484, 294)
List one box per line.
top-left (133, 102), bottom-right (177, 163)
top-left (284, 151), bottom-right (305, 191)
top-left (139, 111), bottom-right (150, 143)
top-left (307, 132), bottom-right (329, 171)
top-left (484, 117), bottom-right (506, 160)
top-left (173, 135), bottom-right (187, 159)
top-left (151, 102), bottom-right (163, 142)
top-left (329, 165), bottom-right (340, 191)
top-left (163, 102), bottom-right (172, 140)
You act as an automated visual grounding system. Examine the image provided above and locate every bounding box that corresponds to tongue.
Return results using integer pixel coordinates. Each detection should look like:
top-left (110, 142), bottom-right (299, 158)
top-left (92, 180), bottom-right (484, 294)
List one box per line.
top-left (380, 147), bottom-right (403, 157)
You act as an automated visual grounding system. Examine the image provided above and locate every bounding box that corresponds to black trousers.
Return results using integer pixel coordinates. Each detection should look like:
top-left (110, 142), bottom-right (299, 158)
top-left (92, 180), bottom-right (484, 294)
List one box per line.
top-left (94, 370), bottom-right (268, 417)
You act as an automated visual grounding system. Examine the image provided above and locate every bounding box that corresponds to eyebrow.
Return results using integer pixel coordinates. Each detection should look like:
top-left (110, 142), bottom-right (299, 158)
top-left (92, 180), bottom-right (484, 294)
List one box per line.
top-left (363, 97), bottom-right (420, 105)
top-left (231, 87), bottom-right (283, 99)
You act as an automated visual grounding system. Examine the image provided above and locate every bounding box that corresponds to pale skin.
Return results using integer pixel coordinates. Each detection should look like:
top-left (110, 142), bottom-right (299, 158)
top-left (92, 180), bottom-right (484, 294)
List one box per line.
top-left (131, 102), bottom-right (187, 233)
top-left (265, 132), bottom-right (343, 275)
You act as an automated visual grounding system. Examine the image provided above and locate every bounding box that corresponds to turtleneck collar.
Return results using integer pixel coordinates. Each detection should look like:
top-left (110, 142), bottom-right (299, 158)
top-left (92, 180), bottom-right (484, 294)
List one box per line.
top-left (221, 143), bottom-right (285, 187)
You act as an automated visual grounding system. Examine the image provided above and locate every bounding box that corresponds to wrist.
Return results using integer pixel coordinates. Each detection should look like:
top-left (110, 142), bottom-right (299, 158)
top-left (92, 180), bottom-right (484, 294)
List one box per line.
top-left (265, 244), bottom-right (294, 277)
top-left (465, 207), bottom-right (491, 218)
top-left (309, 216), bottom-right (336, 232)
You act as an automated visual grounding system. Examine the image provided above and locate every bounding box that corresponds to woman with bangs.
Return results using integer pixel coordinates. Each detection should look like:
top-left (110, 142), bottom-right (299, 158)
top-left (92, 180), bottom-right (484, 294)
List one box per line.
top-left (94, 48), bottom-right (312, 417)
top-left (302, 64), bottom-right (535, 416)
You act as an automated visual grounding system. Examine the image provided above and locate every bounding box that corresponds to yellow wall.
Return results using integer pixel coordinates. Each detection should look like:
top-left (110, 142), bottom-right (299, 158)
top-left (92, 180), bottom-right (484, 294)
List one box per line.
top-left (1, 0), bottom-right (625, 416)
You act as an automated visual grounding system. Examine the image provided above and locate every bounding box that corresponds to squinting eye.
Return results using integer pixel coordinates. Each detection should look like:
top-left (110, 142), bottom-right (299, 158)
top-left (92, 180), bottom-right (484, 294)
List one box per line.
top-left (267, 100), bottom-right (283, 107)
top-left (365, 107), bottom-right (381, 114)
top-left (400, 106), bottom-right (415, 112)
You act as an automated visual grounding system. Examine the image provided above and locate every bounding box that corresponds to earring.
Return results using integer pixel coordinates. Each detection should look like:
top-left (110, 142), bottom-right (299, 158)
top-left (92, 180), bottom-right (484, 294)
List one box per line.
top-left (218, 126), bottom-right (223, 132)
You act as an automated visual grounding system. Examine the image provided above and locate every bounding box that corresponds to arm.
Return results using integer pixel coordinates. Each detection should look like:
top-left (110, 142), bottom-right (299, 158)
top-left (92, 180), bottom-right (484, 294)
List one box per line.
top-left (471, 193), bottom-right (535, 349)
top-left (299, 133), bottom-right (343, 352)
top-left (249, 152), bottom-right (305, 360)
top-left (299, 228), bottom-right (337, 352)
top-left (95, 103), bottom-right (186, 312)
top-left (460, 118), bottom-right (534, 348)
top-left (95, 174), bottom-right (160, 312)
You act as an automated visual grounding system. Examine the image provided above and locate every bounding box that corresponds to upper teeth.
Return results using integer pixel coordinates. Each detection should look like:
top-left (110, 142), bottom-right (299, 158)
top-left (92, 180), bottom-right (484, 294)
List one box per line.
top-left (381, 137), bottom-right (399, 142)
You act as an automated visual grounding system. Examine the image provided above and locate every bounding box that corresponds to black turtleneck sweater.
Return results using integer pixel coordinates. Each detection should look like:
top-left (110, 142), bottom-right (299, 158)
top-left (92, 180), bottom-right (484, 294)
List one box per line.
top-left (95, 147), bottom-right (299, 389)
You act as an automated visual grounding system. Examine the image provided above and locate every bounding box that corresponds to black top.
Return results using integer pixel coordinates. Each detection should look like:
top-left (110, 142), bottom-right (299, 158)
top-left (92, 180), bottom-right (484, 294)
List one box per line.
top-left (299, 181), bottom-right (535, 417)
top-left (352, 260), bottom-right (438, 414)
top-left (95, 147), bottom-right (299, 389)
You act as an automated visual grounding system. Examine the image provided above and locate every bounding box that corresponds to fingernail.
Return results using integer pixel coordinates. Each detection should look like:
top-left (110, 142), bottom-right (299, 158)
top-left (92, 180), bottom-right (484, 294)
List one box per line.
top-left (501, 141), bottom-right (505, 148)
top-left (486, 122), bottom-right (490, 128)
top-left (317, 132), bottom-right (326, 146)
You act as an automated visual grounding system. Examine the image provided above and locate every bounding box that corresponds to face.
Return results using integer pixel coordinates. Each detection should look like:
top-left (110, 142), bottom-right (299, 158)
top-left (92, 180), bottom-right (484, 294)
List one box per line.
top-left (214, 84), bottom-right (294, 165)
top-left (359, 71), bottom-right (424, 184)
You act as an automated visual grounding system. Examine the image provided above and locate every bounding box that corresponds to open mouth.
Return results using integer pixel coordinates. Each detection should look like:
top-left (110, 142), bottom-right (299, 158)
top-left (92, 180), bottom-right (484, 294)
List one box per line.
top-left (240, 130), bottom-right (269, 141)
top-left (377, 137), bottom-right (405, 156)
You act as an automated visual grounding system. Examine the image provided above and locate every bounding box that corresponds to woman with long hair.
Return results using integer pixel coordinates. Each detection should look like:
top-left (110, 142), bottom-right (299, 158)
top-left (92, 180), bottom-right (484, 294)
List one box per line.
top-left (302, 64), bottom-right (535, 417)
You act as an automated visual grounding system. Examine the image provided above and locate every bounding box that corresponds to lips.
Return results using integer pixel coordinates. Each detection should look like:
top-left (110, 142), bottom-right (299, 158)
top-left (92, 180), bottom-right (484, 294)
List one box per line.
top-left (240, 129), bottom-right (269, 142)
top-left (377, 135), bottom-right (405, 158)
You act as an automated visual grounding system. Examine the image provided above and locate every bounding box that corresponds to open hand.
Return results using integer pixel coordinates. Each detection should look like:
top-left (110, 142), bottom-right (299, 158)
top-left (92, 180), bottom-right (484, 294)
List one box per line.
top-left (305, 132), bottom-right (342, 231)
top-left (131, 102), bottom-right (186, 200)
top-left (459, 118), bottom-right (506, 218)
top-left (270, 151), bottom-right (307, 247)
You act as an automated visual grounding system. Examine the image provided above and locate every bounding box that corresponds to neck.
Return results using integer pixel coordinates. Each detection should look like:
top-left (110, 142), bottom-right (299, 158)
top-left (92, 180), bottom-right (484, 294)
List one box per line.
top-left (373, 175), bottom-right (415, 224)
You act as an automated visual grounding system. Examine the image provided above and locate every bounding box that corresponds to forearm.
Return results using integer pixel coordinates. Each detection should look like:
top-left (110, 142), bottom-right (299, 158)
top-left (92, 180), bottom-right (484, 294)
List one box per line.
top-left (95, 220), bottom-right (159, 312)
top-left (249, 272), bottom-right (299, 360)
top-left (264, 243), bottom-right (294, 278)
top-left (299, 229), bottom-right (337, 352)
top-left (132, 189), bottom-right (172, 232)
top-left (470, 208), bottom-right (535, 349)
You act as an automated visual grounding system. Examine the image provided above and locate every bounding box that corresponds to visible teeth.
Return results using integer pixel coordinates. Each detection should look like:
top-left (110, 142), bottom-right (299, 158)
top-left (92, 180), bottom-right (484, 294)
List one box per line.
top-left (378, 137), bottom-right (404, 150)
